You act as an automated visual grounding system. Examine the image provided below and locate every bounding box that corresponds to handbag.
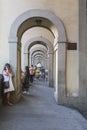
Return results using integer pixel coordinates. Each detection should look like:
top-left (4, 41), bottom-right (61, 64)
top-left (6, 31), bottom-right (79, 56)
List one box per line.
top-left (4, 81), bottom-right (9, 89)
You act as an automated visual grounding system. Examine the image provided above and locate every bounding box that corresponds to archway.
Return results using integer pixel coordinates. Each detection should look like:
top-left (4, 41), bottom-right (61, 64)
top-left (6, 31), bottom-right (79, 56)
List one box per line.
top-left (8, 9), bottom-right (66, 103)
top-left (23, 36), bottom-right (53, 87)
top-left (29, 46), bottom-right (47, 70)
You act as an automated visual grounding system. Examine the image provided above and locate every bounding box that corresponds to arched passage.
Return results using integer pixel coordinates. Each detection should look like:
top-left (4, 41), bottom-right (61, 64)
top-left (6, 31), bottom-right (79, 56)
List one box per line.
top-left (23, 36), bottom-right (53, 87)
top-left (28, 46), bottom-right (47, 69)
top-left (31, 51), bottom-right (46, 67)
top-left (8, 9), bottom-right (66, 103)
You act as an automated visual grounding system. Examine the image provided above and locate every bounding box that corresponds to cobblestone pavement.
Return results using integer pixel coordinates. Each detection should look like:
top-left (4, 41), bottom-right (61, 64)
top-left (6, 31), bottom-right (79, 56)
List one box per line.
top-left (0, 79), bottom-right (87, 130)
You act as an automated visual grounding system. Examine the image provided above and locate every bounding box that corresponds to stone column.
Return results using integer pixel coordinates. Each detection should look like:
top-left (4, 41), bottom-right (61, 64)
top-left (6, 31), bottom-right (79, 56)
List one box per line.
top-left (58, 42), bottom-right (66, 103)
top-left (48, 52), bottom-right (53, 87)
top-left (79, 0), bottom-right (87, 97)
top-left (49, 40), bottom-right (66, 105)
top-left (24, 52), bottom-right (28, 68)
top-left (9, 41), bottom-right (21, 103)
top-left (30, 54), bottom-right (32, 66)
top-left (54, 48), bottom-right (58, 101)
top-left (53, 43), bottom-right (58, 102)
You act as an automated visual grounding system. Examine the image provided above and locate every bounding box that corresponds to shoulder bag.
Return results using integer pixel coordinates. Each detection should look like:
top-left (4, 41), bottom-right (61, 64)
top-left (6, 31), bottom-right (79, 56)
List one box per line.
top-left (4, 81), bottom-right (9, 89)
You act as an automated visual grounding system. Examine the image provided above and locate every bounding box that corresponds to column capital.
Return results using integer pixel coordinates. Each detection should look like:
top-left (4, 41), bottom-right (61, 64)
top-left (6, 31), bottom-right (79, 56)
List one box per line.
top-left (8, 36), bottom-right (18, 43)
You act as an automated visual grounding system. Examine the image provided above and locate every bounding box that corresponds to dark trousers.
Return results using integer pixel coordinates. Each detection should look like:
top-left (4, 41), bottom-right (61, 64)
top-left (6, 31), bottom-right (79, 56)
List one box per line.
top-left (30, 75), bottom-right (33, 83)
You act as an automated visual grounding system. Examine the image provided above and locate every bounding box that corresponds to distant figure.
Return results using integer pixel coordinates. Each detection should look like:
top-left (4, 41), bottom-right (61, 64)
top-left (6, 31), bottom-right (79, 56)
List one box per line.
top-left (40, 66), bottom-right (45, 79)
top-left (21, 70), bottom-right (25, 90)
top-left (35, 67), bottom-right (41, 80)
top-left (45, 68), bottom-right (48, 81)
top-left (2, 63), bottom-right (15, 106)
top-left (29, 65), bottom-right (34, 83)
top-left (21, 66), bottom-right (30, 95)
top-left (33, 65), bottom-right (37, 78)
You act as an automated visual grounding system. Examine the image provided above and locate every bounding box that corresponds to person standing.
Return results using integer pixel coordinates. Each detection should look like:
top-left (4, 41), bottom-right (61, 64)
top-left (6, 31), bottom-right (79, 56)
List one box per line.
top-left (35, 67), bottom-right (41, 80)
top-left (22, 66), bottom-right (30, 95)
top-left (2, 63), bottom-right (15, 106)
top-left (29, 65), bottom-right (34, 83)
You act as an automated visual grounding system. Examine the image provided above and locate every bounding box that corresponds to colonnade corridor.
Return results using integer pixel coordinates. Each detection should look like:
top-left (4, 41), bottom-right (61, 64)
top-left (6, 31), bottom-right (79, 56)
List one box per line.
top-left (0, 79), bottom-right (87, 130)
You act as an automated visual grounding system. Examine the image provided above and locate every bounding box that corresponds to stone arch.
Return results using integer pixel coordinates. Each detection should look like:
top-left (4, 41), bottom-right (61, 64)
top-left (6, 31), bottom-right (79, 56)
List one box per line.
top-left (24, 36), bottom-right (53, 53)
top-left (29, 46), bottom-right (47, 68)
top-left (9, 9), bottom-right (66, 42)
top-left (23, 36), bottom-right (53, 87)
top-left (30, 50), bottom-right (47, 67)
top-left (8, 9), bottom-right (66, 103)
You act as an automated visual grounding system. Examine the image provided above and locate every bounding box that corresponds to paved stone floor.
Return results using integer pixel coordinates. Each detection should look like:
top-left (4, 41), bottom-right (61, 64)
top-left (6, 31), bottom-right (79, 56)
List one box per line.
top-left (0, 79), bottom-right (87, 130)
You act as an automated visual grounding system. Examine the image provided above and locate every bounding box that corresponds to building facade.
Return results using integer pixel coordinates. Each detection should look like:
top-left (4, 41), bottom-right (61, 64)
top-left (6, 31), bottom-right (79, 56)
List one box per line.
top-left (0, 0), bottom-right (87, 112)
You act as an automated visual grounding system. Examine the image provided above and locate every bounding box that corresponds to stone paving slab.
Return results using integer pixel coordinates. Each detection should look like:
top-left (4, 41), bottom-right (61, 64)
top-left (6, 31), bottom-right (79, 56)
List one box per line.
top-left (0, 80), bottom-right (87, 130)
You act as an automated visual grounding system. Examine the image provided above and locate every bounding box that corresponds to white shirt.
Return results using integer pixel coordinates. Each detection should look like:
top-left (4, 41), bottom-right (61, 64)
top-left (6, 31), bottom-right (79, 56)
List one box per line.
top-left (3, 70), bottom-right (9, 82)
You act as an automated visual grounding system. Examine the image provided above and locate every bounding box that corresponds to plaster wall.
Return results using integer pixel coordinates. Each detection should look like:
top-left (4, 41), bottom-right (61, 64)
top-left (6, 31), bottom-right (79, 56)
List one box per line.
top-left (0, 0), bottom-right (78, 99)
top-left (67, 51), bottom-right (78, 96)
top-left (0, 0), bottom-right (78, 63)
top-left (79, 0), bottom-right (87, 97)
